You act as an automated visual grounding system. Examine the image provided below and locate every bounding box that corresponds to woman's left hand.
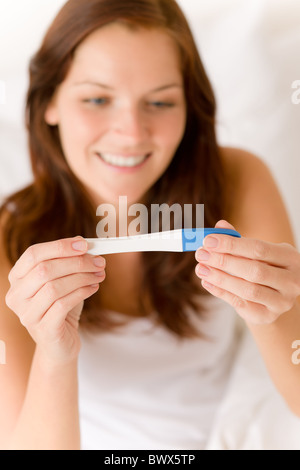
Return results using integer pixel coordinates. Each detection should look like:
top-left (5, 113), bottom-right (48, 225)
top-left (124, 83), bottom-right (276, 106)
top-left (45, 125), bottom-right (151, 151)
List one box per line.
top-left (195, 220), bottom-right (300, 324)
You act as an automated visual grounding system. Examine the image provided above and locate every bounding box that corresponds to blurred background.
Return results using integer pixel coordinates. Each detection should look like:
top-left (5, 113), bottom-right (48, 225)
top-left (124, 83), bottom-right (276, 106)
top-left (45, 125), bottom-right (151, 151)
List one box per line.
top-left (0, 0), bottom-right (299, 242)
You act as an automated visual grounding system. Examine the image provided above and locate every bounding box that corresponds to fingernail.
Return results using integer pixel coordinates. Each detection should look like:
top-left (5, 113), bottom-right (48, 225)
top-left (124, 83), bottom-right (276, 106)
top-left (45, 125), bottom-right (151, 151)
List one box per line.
top-left (197, 249), bottom-right (210, 261)
top-left (72, 239), bottom-right (87, 252)
top-left (197, 265), bottom-right (210, 277)
top-left (93, 257), bottom-right (106, 268)
top-left (204, 237), bottom-right (218, 249)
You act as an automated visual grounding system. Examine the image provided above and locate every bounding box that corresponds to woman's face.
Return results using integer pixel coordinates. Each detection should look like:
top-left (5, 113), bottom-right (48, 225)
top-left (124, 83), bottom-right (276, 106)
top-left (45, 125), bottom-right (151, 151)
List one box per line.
top-left (45, 23), bottom-right (187, 206)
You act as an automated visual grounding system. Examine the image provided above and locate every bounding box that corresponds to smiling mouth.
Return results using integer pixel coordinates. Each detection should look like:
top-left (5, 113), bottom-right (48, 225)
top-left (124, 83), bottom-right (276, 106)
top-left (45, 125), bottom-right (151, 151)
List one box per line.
top-left (96, 152), bottom-right (151, 168)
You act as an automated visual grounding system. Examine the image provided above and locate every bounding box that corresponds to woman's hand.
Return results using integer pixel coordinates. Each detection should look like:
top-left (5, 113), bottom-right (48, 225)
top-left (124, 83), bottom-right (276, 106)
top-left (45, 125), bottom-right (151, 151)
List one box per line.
top-left (195, 220), bottom-right (300, 325)
top-left (5, 236), bottom-right (106, 365)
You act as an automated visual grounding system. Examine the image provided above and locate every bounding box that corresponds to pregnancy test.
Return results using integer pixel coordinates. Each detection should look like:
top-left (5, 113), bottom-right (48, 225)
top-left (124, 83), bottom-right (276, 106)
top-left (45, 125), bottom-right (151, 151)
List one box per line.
top-left (85, 228), bottom-right (241, 255)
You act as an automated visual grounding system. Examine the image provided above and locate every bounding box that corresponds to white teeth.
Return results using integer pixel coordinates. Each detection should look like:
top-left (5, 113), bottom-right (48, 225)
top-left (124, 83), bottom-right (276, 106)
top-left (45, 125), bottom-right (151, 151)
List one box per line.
top-left (99, 153), bottom-right (148, 167)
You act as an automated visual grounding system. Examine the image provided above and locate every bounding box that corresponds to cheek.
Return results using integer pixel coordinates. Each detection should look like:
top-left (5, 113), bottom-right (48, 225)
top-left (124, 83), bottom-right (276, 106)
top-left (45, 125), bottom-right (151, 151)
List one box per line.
top-left (157, 111), bottom-right (186, 153)
top-left (58, 108), bottom-right (106, 156)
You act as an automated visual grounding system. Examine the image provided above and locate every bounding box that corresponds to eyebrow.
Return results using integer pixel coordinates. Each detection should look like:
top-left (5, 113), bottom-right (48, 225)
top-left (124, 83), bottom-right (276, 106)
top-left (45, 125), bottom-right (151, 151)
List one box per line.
top-left (73, 81), bottom-right (183, 92)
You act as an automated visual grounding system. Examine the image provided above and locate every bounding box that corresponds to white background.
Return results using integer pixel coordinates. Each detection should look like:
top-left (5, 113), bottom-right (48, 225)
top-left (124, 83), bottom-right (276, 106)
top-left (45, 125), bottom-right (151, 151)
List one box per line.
top-left (0, 0), bottom-right (300, 243)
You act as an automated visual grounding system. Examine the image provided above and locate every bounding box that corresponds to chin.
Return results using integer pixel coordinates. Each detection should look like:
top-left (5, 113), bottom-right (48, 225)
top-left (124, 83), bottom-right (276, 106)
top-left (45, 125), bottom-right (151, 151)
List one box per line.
top-left (91, 187), bottom-right (148, 207)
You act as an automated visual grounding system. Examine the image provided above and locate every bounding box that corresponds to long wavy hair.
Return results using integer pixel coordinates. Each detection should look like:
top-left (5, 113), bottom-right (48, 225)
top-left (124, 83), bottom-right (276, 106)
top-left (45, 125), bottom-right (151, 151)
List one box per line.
top-left (0, 0), bottom-right (226, 337)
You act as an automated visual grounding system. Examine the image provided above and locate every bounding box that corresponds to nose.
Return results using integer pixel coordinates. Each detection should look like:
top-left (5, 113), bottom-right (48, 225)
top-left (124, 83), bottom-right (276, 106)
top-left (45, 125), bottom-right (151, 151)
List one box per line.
top-left (111, 105), bottom-right (149, 142)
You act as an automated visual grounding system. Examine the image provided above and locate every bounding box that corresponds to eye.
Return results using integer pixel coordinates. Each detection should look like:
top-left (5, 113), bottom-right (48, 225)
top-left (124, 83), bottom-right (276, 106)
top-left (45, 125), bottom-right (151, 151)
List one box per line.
top-left (148, 101), bottom-right (175, 109)
top-left (82, 98), bottom-right (109, 106)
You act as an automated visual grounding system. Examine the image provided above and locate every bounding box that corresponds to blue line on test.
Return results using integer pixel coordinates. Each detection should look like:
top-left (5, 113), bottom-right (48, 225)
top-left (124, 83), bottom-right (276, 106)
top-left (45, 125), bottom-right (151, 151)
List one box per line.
top-left (182, 228), bottom-right (241, 252)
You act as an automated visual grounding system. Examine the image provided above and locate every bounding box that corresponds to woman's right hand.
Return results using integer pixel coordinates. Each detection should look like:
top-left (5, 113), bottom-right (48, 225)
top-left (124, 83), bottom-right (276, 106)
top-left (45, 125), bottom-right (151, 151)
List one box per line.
top-left (5, 236), bottom-right (106, 366)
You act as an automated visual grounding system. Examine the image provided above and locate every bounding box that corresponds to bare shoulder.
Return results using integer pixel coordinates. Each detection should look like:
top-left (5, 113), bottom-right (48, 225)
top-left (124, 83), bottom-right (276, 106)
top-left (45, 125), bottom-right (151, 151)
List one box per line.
top-left (0, 211), bottom-right (35, 447)
top-left (220, 146), bottom-right (295, 244)
top-left (220, 145), bottom-right (273, 185)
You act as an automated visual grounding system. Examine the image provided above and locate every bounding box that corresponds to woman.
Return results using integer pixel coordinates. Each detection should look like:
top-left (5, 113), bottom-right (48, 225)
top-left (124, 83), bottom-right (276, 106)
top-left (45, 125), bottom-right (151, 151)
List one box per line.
top-left (0, 0), bottom-right (300, 450)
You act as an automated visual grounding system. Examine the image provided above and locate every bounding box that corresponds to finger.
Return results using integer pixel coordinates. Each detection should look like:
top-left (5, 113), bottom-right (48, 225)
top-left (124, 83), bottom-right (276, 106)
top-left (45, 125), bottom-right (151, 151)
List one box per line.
top-left (19, 272), bottom-right (105, 328)
top-left (203, 234), bottom-right (295, 268)
top-left (196, 264), bottom-right (289, 313)
top-left (215, 219), bottom-right (237, 231)
top-left (9, 236), bottom-right (89, 283)
top-left (200, 280), bottom-right (278, 324)
top-left (195, 249), bottom-right (295, 294)
top-left (15, 254), bottom-right (106, 300)
top-left (38, 284), bottom-right (100, 335)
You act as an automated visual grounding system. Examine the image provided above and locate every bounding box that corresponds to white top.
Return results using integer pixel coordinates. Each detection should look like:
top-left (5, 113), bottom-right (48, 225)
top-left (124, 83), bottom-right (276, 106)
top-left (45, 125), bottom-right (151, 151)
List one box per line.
top-left (78, 296), bottom-right (238, 450)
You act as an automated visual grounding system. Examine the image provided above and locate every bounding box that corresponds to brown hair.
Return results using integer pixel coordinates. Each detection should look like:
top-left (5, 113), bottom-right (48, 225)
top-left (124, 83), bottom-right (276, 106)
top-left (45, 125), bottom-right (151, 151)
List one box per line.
top-left (0, 0), bottom-right (225, 337)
